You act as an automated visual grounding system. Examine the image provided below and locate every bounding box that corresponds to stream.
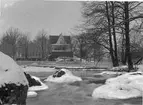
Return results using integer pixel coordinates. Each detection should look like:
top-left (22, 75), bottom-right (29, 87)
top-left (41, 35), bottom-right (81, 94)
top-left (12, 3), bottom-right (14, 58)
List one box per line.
top-left (26, 70), bottom-right (142, 105)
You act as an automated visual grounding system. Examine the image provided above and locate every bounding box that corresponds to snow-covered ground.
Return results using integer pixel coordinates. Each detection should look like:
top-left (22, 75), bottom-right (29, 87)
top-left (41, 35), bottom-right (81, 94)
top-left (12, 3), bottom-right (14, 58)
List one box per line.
top-left (22, 66), bottom-right (56, 72)
top-left (45, 69), bottom-right (82, 83)
top-left (111, 65), bottom-right (128, 71)
top-left (110, 65), bottom-right (139, 71)
top-left (0, 51), bottom-right (28, 87)
top-left (92, 71), bottom-right (143, 99)
top-left (99, 71), bottom-right (125, 75)
top-left (137, 65), bottom-right (143, 72)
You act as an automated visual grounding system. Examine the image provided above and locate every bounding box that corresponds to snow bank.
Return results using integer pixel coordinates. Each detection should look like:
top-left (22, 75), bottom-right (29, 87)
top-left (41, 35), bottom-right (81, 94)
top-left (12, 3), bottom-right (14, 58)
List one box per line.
top-left (100, 71), bottom-right (125, 75)
top-left (22, 66), bottom-right (56, 72)
top-left (44, 69), bottom-right (82, 83)
top-left (111, 65), bottom-right (138, 72)
top-left (27, 91), bottom-right (37, 98)
top-left (92, 72), bottom-right (143, 99)
top-left (111, 65), bottom-right (128, 71)
top-left (29, 76), bottom-right (48, 91)
top-left (30, 62), bottom-right (38, 66)
top-left (0, 51), bottom-right (28, 87)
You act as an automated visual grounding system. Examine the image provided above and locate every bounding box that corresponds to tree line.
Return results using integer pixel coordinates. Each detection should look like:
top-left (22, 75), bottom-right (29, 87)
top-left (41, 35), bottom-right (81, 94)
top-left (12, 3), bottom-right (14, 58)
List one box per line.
top-left (0, 27), bottom-right (50, 60)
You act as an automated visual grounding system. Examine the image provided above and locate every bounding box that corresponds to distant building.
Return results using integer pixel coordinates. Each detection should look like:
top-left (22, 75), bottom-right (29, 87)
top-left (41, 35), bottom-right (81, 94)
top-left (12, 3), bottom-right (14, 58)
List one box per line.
top-left (49, 34), bottom-right (73, 60)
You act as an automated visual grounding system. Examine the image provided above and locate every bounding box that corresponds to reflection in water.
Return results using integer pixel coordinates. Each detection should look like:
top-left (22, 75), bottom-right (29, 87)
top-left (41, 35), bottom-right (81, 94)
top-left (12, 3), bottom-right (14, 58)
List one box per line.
top-left (27, 71), bottom-right (142, 105)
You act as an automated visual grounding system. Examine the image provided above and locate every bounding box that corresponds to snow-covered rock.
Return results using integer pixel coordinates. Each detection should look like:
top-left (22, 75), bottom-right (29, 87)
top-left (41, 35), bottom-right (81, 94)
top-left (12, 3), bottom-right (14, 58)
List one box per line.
top-left (27, 91), bottom-right (37, 98)
top-left (25, 74), bottom-right (48, 98)
top-left (24, 72), bottom-right (41, 86)
top-left (28, 76), bottom-right (48, 91)
top-left (44, 69), bottom-right (82, 83)
top-left (0, 51), bottom-right (28, 104)
top-left (92, 72), bottom-right (143, 99)
top-left (0, 52), bottom-right (28, 86)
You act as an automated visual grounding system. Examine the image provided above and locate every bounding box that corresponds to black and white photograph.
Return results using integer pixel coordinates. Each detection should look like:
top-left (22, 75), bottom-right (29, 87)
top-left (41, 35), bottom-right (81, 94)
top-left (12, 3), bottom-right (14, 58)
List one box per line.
top-left (0, 0), bottom-right (143, 105)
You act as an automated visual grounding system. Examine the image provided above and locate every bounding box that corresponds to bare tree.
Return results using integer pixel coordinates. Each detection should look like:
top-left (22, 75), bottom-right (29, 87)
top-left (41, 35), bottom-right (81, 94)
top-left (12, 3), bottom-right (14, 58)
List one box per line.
top-left (17, 33), bottom-right (30, 60)
top-left (81, 1), bottom-right (119, 66)
top-left (124, 2), bottom-right (133, 70)
top-left (0, 27), bottom-right (21, 59)
top-left (75, 33), bottom-right (87, 61)
top-left (35, 29), bottom-right (49, 60)
top-left (111, 1), bottom-right (119, 66)
top-left (81, 1), bottom-right (143, 70)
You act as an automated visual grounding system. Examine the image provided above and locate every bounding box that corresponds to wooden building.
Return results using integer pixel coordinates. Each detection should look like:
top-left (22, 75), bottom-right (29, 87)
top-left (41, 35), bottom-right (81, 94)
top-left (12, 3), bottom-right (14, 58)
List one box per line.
top-left (49, 34), bottom-right (73, 60)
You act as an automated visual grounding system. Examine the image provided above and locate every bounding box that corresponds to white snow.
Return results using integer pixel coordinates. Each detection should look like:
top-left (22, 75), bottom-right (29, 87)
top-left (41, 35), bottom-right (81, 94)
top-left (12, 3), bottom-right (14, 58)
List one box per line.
top-left (92, 72), bottom-right (143, 99)
top-left (0, 51), bottom-right (28, 87)
top-left (100, 71), bottom-right (125, 75)
top-left (137, 65), bottom-right (143, 72)
top-left (22, 66), bottom-right (56, 72)
top-left (27, 91), bottom-right (37, 98)
top-left (111, 65), bottom-right (139, 71)
top-left (44, 69), bottom-right (82, 83)
top-left (28, 76), bottom-right (48, 91)
top-left (111, 65), bottom-right (128, 71)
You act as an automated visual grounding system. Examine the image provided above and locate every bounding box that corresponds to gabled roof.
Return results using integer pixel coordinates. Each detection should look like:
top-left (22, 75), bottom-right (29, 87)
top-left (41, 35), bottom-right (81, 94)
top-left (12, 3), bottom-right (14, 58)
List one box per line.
top-left (49, 35), bottom-right (71, 44)
top-left (56, 34), bottom-right (67, 44)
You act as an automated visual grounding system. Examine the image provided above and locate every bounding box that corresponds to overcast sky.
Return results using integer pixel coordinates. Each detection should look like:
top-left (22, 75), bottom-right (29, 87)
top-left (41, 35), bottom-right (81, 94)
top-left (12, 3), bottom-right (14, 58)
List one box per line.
top-left (0, 0), bottom-right (82, 39)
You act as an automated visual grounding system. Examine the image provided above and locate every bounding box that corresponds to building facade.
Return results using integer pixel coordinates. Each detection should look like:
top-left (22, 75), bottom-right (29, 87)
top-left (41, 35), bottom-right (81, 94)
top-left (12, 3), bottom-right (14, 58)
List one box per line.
top-left (49, 34), bottom-right (73, 60)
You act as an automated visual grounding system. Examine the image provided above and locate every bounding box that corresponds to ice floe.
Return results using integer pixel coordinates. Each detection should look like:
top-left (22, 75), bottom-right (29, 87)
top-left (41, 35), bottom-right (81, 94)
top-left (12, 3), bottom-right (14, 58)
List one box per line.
top-left (92, 72), bottom-right (143, 99)
top-left (44, 69), bottom-right (82, 83)
top-left (27, 91), bottom-right (37, 98)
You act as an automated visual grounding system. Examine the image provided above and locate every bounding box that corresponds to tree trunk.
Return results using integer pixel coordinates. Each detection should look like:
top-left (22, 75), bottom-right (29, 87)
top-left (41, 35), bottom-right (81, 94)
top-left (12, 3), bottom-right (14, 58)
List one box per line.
top-left (12, 44), bottom-right (16, 60)
top-left (80, 43), bottom-right (82, 62)
top-left (106, 1), bottom-right (116, 67)
top-left (41, 38), bottom-right (44, 60)
top-left (94, 46), bottom-right (96, 63)
top-left (121, 33), bottom-right (127, 65)
top-left (111, 1), bottom-right (119, 66)
top-left (25, 44), bottom-right (28, 60)
top-left (124, 2), bottom-right (133, 71)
